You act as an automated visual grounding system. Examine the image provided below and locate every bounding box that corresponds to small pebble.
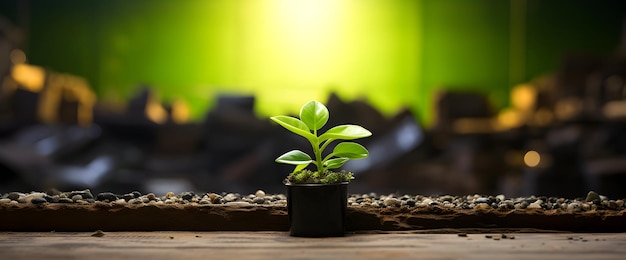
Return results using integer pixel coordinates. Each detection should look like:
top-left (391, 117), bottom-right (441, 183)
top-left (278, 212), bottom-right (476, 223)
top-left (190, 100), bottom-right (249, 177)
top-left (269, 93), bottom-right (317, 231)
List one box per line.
top-left (255, 190), bottom-right (266, 198)
top-left (606, 200), bottom-right (618, 210)
top-left (567, 202), bottom-right (583, 212)
top-left (181, 192), bottom-right (194, 201)
top-left (8, 192), bottom-right (22, 201)
top-left (58, 198), bottom-right (73, 203)
top-left (208, 193), bottom-right (219, 201)
top-left (71, 195), bottom-right (83, 202)
top-left (211, 196), bottom-right (225, 204)
top-left (527, 200), bottom-right (543, 209)
top-left (224, 193), bottom-right (238, 202)
top-left (383, 198), bottom-right (402, 207)
top-left (24, 192), bottom-right (46, 203)
top-left (44, 195), bottom-right (56, 203)
top-left (30, 197), bottom-right (47, 204)
top-left (91, 230), bottom-right (105, 237)
top-left (69, 189), bottom-right (93, 200)
top-left (131, 191), bottom-right (142, 198)
top-left (515, 202), bottom-right (528, 209)
top-left (96, 192), bottom-right (118, 202)
top-left (585, 191), bottom-right (600, 202)
top-left (122, 193), bottom-right (134, 201)
top-left (475, 197), bottom-right (490, 204)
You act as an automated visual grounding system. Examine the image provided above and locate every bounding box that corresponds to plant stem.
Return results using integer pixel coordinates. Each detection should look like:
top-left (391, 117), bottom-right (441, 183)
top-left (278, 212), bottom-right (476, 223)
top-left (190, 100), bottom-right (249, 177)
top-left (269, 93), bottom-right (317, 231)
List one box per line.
top-left (313, 144), bottom-right (323, 173)
top-left (312, 129), bottom-right (323, 173)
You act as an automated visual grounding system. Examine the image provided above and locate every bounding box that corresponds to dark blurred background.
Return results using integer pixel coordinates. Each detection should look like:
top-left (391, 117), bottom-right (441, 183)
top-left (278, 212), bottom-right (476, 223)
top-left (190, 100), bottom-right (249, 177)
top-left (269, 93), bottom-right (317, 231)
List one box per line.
top-left (1, 0), bottom-right (626, 198)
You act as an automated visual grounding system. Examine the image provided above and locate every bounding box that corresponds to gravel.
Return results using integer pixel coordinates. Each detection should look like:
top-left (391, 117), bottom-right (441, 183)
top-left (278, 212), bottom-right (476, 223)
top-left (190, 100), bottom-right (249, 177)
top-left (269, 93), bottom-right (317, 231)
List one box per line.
top-left (1, 189), bottom-right (625, 213)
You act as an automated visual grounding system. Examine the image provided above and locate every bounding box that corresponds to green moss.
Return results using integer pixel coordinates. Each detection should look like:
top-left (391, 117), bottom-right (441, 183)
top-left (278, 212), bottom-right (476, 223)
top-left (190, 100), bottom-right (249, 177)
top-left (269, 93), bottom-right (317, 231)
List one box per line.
top-left (285, 169), bottom-right (354, 184)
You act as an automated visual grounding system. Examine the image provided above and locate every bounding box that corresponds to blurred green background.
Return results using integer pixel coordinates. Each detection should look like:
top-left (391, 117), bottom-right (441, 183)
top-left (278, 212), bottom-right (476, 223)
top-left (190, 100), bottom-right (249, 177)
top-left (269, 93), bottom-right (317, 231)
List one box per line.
top-left (2, 0), bottom-right (625, 124)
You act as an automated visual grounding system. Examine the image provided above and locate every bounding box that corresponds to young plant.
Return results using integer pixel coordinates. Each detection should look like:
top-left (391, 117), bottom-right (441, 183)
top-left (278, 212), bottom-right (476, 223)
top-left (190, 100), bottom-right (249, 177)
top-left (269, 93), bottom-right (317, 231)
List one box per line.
top-left (270, 100), bottom-right (371, 184)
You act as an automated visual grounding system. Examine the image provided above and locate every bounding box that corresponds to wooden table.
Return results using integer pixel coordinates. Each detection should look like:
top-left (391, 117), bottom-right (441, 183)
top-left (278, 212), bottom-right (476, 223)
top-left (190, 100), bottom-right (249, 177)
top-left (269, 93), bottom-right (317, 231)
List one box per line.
top-left (1, 231), bottom-right (625, 259)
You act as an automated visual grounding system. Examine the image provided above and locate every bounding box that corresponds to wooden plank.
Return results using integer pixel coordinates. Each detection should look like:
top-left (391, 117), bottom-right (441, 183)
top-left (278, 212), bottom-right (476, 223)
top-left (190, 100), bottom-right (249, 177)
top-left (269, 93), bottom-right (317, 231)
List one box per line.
top-left (0, 232), bottom-right (625, 259)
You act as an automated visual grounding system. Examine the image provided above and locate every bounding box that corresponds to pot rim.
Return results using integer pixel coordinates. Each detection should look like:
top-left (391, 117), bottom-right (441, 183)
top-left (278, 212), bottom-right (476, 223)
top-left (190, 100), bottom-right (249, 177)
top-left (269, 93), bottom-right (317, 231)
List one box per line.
top-left (284, 182), bottom-right (349, 187)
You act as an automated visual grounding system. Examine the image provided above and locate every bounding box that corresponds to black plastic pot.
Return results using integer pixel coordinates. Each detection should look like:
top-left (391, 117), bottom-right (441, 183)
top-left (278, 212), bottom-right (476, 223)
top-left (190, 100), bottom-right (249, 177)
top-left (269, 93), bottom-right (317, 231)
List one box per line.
top-left (286, 182), bottom-right (348, 237)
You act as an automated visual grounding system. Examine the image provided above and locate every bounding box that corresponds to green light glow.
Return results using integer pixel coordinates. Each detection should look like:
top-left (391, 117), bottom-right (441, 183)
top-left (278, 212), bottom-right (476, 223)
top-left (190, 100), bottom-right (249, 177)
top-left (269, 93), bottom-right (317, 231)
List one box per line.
top-left (24, 0), bottom-right (626, 125)
top-left (94, 0), bottom-right (421, 120)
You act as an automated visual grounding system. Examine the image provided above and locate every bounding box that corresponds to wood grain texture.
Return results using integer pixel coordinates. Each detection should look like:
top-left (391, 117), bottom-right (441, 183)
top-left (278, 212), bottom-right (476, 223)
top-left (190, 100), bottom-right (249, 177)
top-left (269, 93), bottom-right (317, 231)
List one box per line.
top-left (1, 232), bottom-right (625, 259)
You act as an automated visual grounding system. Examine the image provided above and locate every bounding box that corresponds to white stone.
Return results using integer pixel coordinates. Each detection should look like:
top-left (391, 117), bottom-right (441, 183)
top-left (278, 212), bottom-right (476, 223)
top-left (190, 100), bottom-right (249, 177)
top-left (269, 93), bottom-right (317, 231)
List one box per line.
top-left (24, 193), bottom-right (46, 203)
top-left (567, 202), bottom-right (582, 212)
top-left (224, 193), bottom-right (238, 202)
top-left (255, 190), bottom-right (266, 198)
top-left (383, 198), bottom-right (402, 207)
top-left (528, 200), bottom-right (543, 209)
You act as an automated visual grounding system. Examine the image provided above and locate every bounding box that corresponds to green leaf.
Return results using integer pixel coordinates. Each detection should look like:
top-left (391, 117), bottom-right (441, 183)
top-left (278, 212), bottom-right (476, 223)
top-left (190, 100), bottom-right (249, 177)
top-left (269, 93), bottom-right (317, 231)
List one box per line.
top-left (293, 163), bottom-right (309, 172)
top-left (331, 142), bottom-right (369, 159)
top-left (323, 157), bottom-right (349, 169)
top-left (276, 150), bottom-right (313, 165)
top-left (299, 100), bottom-right (329, 131)
top-left (319, 125), bottom-right (372, 142)
top-left (270, 116), bottom-right (315, 141)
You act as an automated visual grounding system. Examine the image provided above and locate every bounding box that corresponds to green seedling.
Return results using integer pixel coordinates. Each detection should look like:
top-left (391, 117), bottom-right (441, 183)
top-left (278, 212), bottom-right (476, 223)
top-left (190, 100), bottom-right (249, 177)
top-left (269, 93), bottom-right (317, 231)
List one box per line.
top-left (270, 100), bottom-right (371, 183)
